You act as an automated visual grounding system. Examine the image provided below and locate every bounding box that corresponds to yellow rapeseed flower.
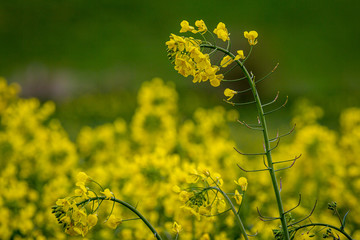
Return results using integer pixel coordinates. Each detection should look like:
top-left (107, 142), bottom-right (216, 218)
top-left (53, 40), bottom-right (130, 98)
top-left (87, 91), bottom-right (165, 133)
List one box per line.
top-left (200, 233), bottom-right (211, 240)
top-left (105, 215), bottom-right (122, 229)
top-left (234, 190), bottom-right (243, 205)
top-left (220, 55), bottom-right (234, 68)
top-left (224, 88), bottom-right (237, 101)
top-left (76, 172), bottom-right (90, 184)
top-left (100, 188), bottom-right (113, 199)
top-left (172, 185), bottom-right (181, 193)
top-left (194, 19), bottom-right (207, 34)
top-left (74, 182), bottom-right (88, 197)
top-left (172, 221), bottom-right (183, 234)
top-left (87, 214), bottom-right (98, 228)
top-left (234, 50), bottom-right (245, 60)
top-left (213, 22), bottom-right (229, 41)
top-left (180, 20), bottom-right (194, 33)
top-left (209, 74), bottom-right (223, 87)
top-left (55, 198), bottom-right (71, 211)
top-left (244, 31), bottom-right (258, 45)
top-left (212, 172), bottom-right (223, 186)
top-left (234, 177), bottom-right (248, 191)
top-left (179, 191), bottom-right (193, 202)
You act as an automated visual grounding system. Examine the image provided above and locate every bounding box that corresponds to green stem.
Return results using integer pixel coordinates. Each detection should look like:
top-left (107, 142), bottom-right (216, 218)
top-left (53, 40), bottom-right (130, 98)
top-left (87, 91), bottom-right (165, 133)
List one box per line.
top-left (77, 196), bottom-right (163, 240)
top-left (206, 186), bottom-right (249, 240)
top-left (293, 223), bottom-right (353, 240)
top-left (201, 44), bottom-right (291, 240)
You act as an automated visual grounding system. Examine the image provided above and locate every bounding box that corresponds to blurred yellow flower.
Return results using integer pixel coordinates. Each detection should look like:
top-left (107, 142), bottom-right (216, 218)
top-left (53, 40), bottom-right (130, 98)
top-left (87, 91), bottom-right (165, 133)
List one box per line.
top-left (179, 191), bottom-right (193, 202)
top-left (87, 214), bottom-right (98, 228)
top-left (234, 190), bottom-right (243, 205)
top-left (234, 177), bottom-right (248, 191)
top-left (105, 215), bottom-right (122, 229)
top-left (100, 188), bottom-right (113, 199)
top-left (200, 233), bottom-right (211, 240)
top-left (172, 221), bottom-right (183, 234)
top-left (74, 182), bottom-right (88, 197)
top-left (76, 172), bottom-right (90, 184)
top-left (172, 185), bottom-right (181, 193)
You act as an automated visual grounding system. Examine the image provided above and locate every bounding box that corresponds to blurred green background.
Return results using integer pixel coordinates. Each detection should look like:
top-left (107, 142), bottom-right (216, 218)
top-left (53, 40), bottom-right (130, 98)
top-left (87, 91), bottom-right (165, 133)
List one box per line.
top-left (0, 0), bottom-right (359, 136)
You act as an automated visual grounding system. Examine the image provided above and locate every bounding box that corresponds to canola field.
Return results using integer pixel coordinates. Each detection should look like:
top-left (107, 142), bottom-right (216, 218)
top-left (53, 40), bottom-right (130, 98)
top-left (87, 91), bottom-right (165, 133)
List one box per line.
top-left (0, 76), bottom-right (360, 239)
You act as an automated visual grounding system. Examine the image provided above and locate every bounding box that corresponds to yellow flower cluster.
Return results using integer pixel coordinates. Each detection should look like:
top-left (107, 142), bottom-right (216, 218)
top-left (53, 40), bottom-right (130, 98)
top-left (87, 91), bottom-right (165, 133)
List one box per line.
top-left (174, 168), bottom-right (231, 221)
top-left (0, 79), bottom-right (78, 239)
top-left (53, 171), bottom-right (125, 237)
top-left (166, 20), bottom-right (257, 92)
top-left (166, 33), bottom-right (223, 87)
top-left (180, 20), bottom-right (207, 34)
top-left (52, 198), bottom-right (98, 237)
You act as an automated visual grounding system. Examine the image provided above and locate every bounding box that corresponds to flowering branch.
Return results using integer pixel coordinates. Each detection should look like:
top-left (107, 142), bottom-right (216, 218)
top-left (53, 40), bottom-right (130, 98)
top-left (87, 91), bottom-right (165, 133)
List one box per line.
top-left (77, 196), bottom-right (163, 240)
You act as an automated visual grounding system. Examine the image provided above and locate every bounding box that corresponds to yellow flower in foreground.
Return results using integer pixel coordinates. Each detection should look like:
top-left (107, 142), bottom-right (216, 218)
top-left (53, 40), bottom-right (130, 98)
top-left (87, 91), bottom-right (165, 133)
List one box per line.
top-left (172, 221), bottom-right (183, 234)
top-left (87, 214), bottom-right (98, 228)
top-left (180, 20), bottom-right (194, 33)
top-left (210, 74), bottom-right (223, 87)
top-left (234, 190), bottom-right (243, 205)
top-left (179, 191), bottom-right (193, 202)
top-left (234, 50), bottom-right (245, 60)
top-left (244, 31), bottom-right (258, 45)
top-left (105, 215), bottom-right (122, 229)
top-left (193, 19), bottom-right (207, 33)
top-left (234, 177), bottom-right (248, 191)
top-left (100, 188), bottom-right (113, 199)
top-left (220, 55), bottom-right (234, 68)
top-left (55, 198), bottom-right (71, 211)
top-left (213, 172), bottom-right (223, 186)
top-left (213, 22), bottom-right (229, 41)
top-left (186, 168), bottom-right (200, 183)
top-left (75, 182), bottom-right (88, 197)
top-left (224, 88), bottom-right (237, 101)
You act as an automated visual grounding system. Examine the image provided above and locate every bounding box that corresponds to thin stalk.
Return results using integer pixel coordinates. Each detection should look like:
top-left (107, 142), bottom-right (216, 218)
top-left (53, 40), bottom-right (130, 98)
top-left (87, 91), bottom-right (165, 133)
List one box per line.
top-left (206, 186), bottom-right (249, 240)
top-left (77, 196), bottom-right (162, 240)
top-left (201, 44), bottom-right (291, 240)
top-left (244, 64), bottom-right (290, 240)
